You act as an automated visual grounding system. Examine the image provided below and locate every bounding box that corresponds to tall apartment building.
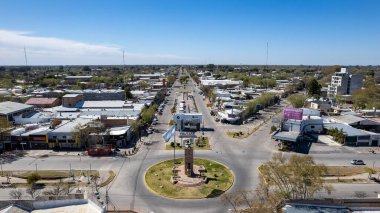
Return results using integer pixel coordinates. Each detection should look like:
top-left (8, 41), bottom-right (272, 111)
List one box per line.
top-left (327, 68), bottom-right (363, 97)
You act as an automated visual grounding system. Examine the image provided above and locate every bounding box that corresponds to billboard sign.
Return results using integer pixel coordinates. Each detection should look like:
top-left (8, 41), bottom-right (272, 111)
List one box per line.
top-left (283, 108), bottom-right (303, 120)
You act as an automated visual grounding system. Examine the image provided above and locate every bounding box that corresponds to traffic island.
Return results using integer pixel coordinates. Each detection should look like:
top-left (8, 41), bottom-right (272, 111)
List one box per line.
top-left (165, 137), bottom-right (211, 150)
top-left (144, 158), bottom-right (234, 199)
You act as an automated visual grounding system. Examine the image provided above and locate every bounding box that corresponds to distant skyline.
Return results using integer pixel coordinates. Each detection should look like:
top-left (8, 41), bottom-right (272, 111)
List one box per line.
top-left (0, 0), bottom-right (379, 65)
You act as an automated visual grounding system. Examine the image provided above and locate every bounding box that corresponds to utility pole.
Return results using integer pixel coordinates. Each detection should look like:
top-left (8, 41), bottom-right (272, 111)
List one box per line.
top-left (105, 187), bottom-right (109, 212)
top-left (35, 163), bottom-right (38, 174)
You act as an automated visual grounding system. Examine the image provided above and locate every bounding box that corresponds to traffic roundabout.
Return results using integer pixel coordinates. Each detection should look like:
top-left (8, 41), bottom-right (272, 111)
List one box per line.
top-left (144, 158), bottom-right (234, 199)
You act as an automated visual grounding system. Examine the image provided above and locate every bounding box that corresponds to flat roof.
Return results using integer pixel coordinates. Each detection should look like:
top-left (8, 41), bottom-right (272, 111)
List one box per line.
top-left (51, 118), bottom-right (92, 133)
top-left (272, 131), bottom-right (300, 142)
top-left (109, 126), bottom-right (130, 135)
top-left (324, 123), bottom-right (369, 137)
top-left (65, 89), bottom-right (124, 94)
top-left (0, 101), bottom-right (33, 115)
top-left (75, 101), bottom-right (125, 108)
top-left (21, 126), bottom-right (50, 136)
top-left (333, 115), bottom-right (365, 125)
top-left (80, 110), bottom-right (140, 118)
top-left (25, 98), bottom-right (58, 105)
top-left (63, 94), bottom-right (81, 98)
top-left (64, 75), bottom-right (92, 79)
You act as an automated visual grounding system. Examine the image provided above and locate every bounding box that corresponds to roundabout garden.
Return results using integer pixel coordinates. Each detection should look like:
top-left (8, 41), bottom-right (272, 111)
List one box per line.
top-left (144, 158), bottom-right (234, 199)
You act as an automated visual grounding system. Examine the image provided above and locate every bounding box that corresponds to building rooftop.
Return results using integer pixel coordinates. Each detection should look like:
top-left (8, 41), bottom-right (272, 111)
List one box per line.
top-left (64, 75), bottom-right (93, 79)
top-left (108, 126), bottom-right (131, 135)
top-left (75, 101), bottom-right (125, 108)
top-left (79, 110), bottom-right (140, 119)
top-left (200, 79), bottom-right (242, 86)
top-left (281, 198), bottom-right (380, 213)
top-left (21, 126), bottom-right (50, 137)
top-left (65, 89), bottom-right (124, 94)
top-left (51, 118), bottom-right (92, 133)
top-left (62, 94), bottom-right (82, 98)
top-left (332, 115), bottom-right (366, 125)
top-left (324, 123), bottom-right (369, 137)
top-left (272, 131), bottom-right (300, 142)
top-left (0, 101), bottom-right (33, 115)
top-left (0, 199), bottom-right (104, 213)
top-left (25, 98), bottom-right (58, 105)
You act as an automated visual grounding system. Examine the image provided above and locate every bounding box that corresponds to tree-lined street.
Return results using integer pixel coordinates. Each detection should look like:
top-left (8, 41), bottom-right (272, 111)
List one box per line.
top-left (1, 68), bottom-right (379, 213)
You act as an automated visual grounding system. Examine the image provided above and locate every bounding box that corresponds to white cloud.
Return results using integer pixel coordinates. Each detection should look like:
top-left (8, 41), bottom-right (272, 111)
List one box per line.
top-left (0, 29), bottom-right (192, 65)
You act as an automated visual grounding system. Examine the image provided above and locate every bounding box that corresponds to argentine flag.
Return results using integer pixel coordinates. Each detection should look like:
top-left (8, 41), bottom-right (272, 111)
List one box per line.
top-left (162, 125), bottom-right (176, 143)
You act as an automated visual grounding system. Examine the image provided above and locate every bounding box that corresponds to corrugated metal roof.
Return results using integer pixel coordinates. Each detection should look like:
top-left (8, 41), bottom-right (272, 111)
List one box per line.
top-left (75, 101), bottom-right (125, 108)
top-left (324, 123), bottom-right (369, 137)
top-left (0, 101), bottom-right (33, 115)
top-left (333, 115), bottom-right (365, 125)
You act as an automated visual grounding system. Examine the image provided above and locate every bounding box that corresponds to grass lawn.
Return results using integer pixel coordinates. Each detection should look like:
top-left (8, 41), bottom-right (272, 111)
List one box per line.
top-left (145, 158), bottom-right (234, 199)
top-left (1, 170), bottom-right (99, 180)
top-left (165, 137), bottom-right (211, 150)
top-left (325, 166), bottom-right (380, 177)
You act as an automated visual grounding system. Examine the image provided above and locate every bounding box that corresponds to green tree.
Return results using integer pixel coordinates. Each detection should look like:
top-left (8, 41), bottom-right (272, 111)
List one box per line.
top-left (306, 78), bottom-right (322, 98)
top-left (72, 125), bottom-right (95, 149)
top-left (352, 85), bottom-right (380, 109)
top-left (327, 128), bottom-right (345, 144)
top-left (221, 154), bottom-right (333, 212)
top-left (27, 173), bottom-right (40, 185)
top-left (82, 66), bottom-right (91, 72)
top-left (138, 81), bottom-right (150, 90)
top-left (364, 167), bottom-right (376, 180)
top-left (241, 76), bottom-right (250, 87)
top-left (167, 75), bottom-right (176, 86)
top-left (0, 117), bottom-right (12, 142)
top-left (287, 94), bottom-right (307, 108)
top-left (207, 88), bottom-right (216, 103)
top-left (125, 86), bottom-right (134, 99)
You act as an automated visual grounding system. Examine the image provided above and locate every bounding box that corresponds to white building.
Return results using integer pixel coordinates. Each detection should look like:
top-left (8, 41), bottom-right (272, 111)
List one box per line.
top-left (173, 113), bottom-right (203, 131)
top-left (327, 68), bottom-right (363, 96)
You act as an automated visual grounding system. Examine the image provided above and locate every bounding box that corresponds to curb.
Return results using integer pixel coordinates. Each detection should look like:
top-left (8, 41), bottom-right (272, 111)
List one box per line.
top-left (143, 158), bottom-right (235, 200)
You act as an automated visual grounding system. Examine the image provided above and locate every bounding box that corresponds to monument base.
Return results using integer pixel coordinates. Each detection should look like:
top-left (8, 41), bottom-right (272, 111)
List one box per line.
top-left (172, 164), bottom-right (207, 187)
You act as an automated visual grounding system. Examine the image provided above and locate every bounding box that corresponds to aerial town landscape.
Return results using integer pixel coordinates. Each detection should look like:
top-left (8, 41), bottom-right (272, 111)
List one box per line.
top-left (1, 1), bottom-right (380, 213)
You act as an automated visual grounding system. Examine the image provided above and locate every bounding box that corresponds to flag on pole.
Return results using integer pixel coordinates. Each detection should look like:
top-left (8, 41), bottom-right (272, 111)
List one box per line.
top-left (162, 125), bottom-right (176, 143)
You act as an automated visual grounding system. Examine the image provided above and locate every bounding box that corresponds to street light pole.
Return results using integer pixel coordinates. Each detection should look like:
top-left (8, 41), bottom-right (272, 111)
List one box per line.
top-left (35, 163), bottom-right (38, 174)
top-left (0, 160), bottom-right (3, 176)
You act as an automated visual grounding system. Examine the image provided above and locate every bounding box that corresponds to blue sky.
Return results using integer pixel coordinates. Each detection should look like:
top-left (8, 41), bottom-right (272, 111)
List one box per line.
top-left (0, 0), bottom-right (379, 65)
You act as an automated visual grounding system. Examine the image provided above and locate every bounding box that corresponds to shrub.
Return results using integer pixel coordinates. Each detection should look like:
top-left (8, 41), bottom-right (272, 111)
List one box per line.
top-left (27, 173), bottom-right (40, 185)
top-left (270, 125), bottom-right (277, 133)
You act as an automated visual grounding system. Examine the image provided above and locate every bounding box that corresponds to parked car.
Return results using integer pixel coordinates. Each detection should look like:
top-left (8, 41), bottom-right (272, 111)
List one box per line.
top-left (152, 121), bottom-right (157, 125)
top-left (247, 117), bottom-right (254, 122)
top-left (147, 127), bottom-right (154, 134)
top-left (351, 159), bottom-right (365, 165)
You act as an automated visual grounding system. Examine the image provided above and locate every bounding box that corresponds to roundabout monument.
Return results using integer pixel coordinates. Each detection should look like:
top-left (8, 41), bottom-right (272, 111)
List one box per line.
top-left (144, 112), bottom-right (234, 199)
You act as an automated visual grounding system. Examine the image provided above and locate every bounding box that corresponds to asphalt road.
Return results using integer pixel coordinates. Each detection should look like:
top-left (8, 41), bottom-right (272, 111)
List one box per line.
top-left (1, 68), bottom-right (380, 213)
